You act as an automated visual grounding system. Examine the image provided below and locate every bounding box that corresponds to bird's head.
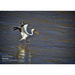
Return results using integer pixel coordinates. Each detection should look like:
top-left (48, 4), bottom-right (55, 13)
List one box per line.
top-left (32, 29), bottom-right (40, 35)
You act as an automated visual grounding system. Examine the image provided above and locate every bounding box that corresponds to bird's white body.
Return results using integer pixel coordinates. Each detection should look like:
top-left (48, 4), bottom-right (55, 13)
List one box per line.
top-left (13, 23), bottom-right (39, 44)
top-left (19, 24), bottom-right (34, 41)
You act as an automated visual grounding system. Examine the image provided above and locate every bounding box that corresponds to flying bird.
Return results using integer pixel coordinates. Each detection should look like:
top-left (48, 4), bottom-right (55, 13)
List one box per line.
top-left (13, 22), bottom-right (40, 44)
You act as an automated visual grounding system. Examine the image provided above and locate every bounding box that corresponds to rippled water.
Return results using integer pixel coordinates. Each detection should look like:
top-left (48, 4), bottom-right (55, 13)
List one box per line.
top-left (0, 11), bottom-right (75, 64)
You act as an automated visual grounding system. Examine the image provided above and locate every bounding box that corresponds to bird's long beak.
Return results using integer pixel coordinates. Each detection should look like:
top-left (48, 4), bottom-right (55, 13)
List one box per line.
top-left (33, 30), bottom-right (40, 35)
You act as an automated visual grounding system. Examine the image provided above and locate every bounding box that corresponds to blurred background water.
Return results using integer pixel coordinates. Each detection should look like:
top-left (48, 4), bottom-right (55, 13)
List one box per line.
top-left (0, 11), bottom-right (75, 64)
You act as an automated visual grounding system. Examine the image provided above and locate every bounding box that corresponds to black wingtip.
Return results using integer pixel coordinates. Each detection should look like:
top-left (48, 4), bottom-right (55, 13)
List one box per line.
top-left (13, 27), bottom-right (18, 31)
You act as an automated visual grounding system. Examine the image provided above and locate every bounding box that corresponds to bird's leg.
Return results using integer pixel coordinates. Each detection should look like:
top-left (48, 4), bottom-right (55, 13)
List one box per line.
top-left (26, 40), bottom-right (30, 44)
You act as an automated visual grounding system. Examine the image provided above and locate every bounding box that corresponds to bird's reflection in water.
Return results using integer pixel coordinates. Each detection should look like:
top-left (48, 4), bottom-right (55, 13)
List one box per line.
top-left (17, 44), bottom-right (31, 64)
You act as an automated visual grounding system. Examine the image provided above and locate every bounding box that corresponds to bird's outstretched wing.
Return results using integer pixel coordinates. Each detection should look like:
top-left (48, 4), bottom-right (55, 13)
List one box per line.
top-left (23, 24), bottom-right (30, 35)
top-left (13, 27), bottom-right (21, 32)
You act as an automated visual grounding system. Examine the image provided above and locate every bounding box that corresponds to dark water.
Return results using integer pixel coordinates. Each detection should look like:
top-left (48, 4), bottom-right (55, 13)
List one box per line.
top-left (0, 11), bottom-right (75, 64)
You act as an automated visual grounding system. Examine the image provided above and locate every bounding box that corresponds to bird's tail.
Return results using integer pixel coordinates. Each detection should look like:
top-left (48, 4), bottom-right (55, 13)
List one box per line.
top-left (19, 38), bottom-right (24, 41)
top-left (13, 27), bottom-right (19, 31)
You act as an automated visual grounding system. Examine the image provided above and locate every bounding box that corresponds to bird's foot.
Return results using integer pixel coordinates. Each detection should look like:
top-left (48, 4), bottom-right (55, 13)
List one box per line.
top-left (27, 42), bottom-right (30, 44)
top-left (26, 40), bottom-right (30, 44)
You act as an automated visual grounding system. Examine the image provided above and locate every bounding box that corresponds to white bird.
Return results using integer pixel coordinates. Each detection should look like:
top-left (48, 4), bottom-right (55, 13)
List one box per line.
top-left (13, 22), bottom-right (40, 44)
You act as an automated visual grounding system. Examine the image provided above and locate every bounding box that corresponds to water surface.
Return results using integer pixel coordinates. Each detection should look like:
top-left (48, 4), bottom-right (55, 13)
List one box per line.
top-left (0, 11), bottom-right (75, 64)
